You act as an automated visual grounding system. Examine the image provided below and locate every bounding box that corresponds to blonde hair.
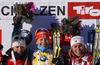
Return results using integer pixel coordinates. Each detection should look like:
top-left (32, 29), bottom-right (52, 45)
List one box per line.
top-left (69, 45), bottom-right (88, 60)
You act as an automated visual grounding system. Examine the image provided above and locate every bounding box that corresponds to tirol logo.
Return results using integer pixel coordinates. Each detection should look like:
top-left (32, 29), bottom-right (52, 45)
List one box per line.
top-left (68, 2), bottom-right (100, 19)
top-left (0, 30), bottom-right (1, 44)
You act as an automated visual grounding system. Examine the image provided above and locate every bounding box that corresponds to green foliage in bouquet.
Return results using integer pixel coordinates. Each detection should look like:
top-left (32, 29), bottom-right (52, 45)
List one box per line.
top-left (60, 15), bottom-right (82, 36)
top-left (13, 2), bottom-right (35, 23)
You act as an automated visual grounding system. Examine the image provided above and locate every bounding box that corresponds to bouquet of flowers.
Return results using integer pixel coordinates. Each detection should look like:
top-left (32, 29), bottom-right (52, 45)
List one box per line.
top-left (13, 2), bottom-right (35, 23)
top-left (60, 15), bottom-right (82, 36)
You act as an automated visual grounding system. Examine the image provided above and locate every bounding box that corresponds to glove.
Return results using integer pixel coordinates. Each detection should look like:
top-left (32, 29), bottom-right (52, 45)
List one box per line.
top-left (0, 45), bottom-right (3, 50)
top-left (52, 58), bottom-right (63, 65)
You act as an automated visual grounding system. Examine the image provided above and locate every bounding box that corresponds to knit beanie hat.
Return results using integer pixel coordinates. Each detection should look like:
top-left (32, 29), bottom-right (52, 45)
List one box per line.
top-left (35, 28), bottom-right (49, 42)
top-left (11, 35), bottom-right (26, 48)
top-left (70, 36), bottom-right (84, 47)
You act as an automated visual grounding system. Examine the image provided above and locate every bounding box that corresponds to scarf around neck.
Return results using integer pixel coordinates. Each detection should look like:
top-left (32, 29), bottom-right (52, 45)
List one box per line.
top-left (37, 45), bottom-right (50, 52)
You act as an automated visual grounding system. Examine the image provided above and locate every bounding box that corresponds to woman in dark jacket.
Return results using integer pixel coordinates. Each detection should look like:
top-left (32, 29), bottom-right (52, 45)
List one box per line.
top-left (5, 35), bottom-right (30, 65)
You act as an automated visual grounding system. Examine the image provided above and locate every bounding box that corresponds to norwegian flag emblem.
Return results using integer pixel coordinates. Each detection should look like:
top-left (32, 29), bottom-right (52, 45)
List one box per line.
top-left (75, 40), bottom-right (77, 42)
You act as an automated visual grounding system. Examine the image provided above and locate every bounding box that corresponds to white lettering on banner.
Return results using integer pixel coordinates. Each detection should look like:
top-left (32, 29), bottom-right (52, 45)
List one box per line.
top-left (73, 5), bottom-right (100, 16)
top-left (90, 9), bottom-right (100, 16)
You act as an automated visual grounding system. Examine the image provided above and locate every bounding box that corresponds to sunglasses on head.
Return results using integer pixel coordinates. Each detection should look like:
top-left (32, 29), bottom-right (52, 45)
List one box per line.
top-left (35, 28), bottom-right (48, 34)
top-left (14, 35), bottom-right (24, 40)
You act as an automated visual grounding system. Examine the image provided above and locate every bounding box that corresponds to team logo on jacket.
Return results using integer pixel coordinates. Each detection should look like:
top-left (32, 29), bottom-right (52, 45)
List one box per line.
top-left (40, 55), bottom-right (47, 62)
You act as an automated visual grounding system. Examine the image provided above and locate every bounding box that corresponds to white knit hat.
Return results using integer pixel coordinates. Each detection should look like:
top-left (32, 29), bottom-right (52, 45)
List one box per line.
top-left (70, 36), bottom-right (84, 47)
top-left (11, 35), bottom-right (26, 48)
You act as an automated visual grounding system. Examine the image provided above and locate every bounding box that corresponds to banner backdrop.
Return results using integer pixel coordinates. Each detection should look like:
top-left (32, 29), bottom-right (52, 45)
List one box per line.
top-left (68, 2), bottom-right (100, 19)
top-left (0, 0), bottom-right (99, 54)
top-left (0, 30), bottom-right (1, 44)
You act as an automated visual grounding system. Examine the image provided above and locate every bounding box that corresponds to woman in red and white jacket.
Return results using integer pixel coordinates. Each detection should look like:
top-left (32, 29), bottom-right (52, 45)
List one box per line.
top-left (5, 35), bottom-right (30, 65)
top-left (65, 36), bottom-right (92, 65)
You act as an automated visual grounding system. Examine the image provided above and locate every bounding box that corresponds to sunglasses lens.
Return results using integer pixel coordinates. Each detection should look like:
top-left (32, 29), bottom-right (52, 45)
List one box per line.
top-left (36, 28), bottom-right (48, 33)
top-left (14, 36), bottom-right (24, 40)
top-left (15, 37), bottom-right (19, 40)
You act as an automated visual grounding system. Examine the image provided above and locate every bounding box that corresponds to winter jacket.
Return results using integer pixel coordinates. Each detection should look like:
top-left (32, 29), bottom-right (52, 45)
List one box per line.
top-left (5, 48), bottom-right (30, 65)
top-left (31, 49), bottom-right (53, 65)
top-left (28, 49), bottom-right (64, 65)
top-left (65, 52), bottom-right (92, 65)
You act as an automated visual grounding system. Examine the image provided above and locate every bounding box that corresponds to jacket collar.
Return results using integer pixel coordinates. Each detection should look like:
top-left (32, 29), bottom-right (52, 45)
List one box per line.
top-left (71, 52), bottom-right (84, 59)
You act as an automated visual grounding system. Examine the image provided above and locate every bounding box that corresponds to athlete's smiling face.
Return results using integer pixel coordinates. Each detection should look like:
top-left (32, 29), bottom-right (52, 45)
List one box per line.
top-left (13, 46), bottom-right (25, 56)
top-left (36, 38), bottom-right (49, 48)
top-left (71, 43), bottom-right (85, 57)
